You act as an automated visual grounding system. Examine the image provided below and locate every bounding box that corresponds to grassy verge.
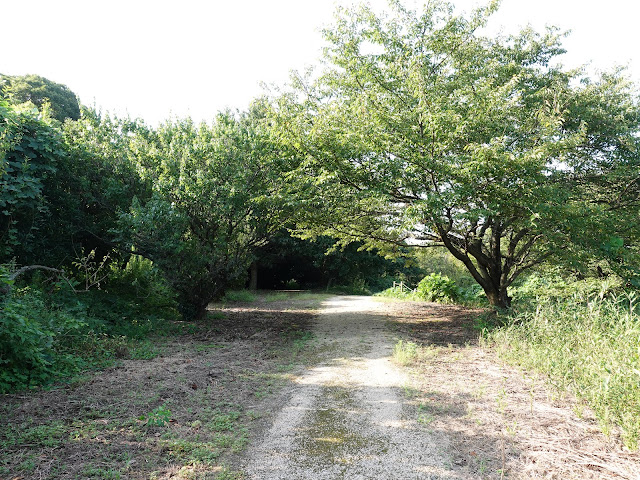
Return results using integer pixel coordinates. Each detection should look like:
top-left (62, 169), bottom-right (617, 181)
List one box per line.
top-left (486, 291), bottom-right (640, 450)
top-left (0, 293), bottom-right (326, 479)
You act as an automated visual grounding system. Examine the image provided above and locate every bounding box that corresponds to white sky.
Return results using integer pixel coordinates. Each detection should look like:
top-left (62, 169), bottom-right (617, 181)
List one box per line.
top-left (2, 0), bottom-right (638, 125)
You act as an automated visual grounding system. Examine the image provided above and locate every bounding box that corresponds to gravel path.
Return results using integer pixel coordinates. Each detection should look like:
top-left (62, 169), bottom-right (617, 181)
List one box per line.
top-left (244, 296), bottom-right (457, 479)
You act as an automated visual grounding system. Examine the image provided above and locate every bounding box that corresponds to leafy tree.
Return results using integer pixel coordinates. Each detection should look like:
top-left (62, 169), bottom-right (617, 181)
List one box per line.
top-left (0, 101), bottom-right (65, 262)
top-left (1, 74), bottom-right (81, 122)
top-left (53, 108), bottom-right (150, 265)
top-left (1, 100), bottom-right (146, 267)
top-left (120, 105), bottom-right (292, 319)
top-left (274, 0), bottom-right (640, 308)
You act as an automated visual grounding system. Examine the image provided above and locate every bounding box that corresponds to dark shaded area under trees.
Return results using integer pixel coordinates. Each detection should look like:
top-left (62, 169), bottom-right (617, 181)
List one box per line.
top-left (253, 230), bottom-right (423, 292)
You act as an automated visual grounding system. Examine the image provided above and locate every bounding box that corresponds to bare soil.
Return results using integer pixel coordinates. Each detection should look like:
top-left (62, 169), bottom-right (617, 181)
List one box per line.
top-left (1, 294), bottom-right (638, 480)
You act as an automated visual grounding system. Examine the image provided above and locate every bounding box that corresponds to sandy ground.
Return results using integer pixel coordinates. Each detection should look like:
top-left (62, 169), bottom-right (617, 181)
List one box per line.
top-left (242, 296), bottom-right (640, 480)
top-left (244, 296), bottom-right (460, 479)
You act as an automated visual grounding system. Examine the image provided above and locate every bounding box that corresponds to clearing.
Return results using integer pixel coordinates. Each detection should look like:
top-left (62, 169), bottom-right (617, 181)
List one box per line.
top-left (1, 294), bottom-right (638, 479)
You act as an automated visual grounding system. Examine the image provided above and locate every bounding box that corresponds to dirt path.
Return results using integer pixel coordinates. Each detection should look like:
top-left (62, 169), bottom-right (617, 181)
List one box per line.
top-left (242, 296), bottom-right (640, 480)
top-left (244, 296), bottom-right (454, 479)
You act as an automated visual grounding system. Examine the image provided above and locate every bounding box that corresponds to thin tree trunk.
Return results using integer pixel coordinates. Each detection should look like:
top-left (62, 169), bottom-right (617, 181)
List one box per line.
top-left (249, 261), bottom-right (258, 291)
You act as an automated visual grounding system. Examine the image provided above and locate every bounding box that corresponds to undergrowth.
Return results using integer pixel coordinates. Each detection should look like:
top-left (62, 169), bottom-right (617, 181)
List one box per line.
top-left (0, 257), bottom-right (181, 393)
top-left (376, 273), bottom-right (484, 305)
top-left (486, 275), bottom-right (640, 450)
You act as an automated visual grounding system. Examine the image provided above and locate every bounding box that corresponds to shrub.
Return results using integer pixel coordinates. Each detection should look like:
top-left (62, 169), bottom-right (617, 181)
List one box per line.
top-left (509, 271), bottom-right (623, 305)
top-left (0, 258), bottom-right (180, 392)
top-left (415, 273), bottom-right (460, 303)
top-left (0, 287), bottom-right (88, 392)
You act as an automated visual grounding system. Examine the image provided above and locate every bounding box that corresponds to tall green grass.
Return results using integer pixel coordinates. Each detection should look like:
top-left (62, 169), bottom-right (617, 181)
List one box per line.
top-left (488, 291), bottom-right (640, 449)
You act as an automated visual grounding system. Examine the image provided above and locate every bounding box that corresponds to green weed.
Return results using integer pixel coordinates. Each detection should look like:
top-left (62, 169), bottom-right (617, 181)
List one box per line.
top-left (2, 421), bottom-right (68, 448)
top-left (222, 290), bottom-right (257, 303)
top-left (141, 404), bottom-right (172, 427)
top-left (417, 403), bottom-right (435, 425)
top-left (488, 289), bottom-right (640, 449)
top-left (264, 292), bottom-right (289, 302)
top-left (206, 410), bottom-right (241, 432)
top-left (128, 339), bottom-right (162, 359)
top-left (393, 340), bottom-right (419, 365)
top-left (215, 467), bottom-right (245, 480)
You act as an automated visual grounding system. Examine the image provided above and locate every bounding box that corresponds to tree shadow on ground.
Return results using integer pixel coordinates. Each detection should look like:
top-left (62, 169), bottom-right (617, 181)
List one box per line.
top-left (384, 300), bottom-right (484, 346)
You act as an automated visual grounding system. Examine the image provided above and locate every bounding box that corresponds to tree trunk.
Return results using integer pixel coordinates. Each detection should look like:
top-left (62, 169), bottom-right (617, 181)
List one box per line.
top-left (484, 286), bottom-right (512, 309)
top-left (249, 261), bottom-right (258, 291)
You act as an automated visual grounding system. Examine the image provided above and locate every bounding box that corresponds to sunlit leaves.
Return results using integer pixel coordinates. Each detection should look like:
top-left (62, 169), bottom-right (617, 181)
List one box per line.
top-left (277, 0), bottom-right (640, 307)
top-left (121, 105), bottom-right (292, 319)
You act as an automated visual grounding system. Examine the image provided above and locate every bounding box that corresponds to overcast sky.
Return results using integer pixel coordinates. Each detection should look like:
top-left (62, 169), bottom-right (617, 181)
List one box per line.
top-left (3, 0), bottom-right (638, 125)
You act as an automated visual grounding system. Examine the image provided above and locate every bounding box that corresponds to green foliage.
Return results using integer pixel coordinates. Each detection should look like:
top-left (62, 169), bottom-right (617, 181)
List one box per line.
top-left (0, 256), bottom-right (178, 392)
top-left (0, 74), bottom-right (81, 122)
top-left (52, 110), bottom-right (149, 267)
top-left (1, 101), bottom-right (143, 267)
top-left (255, 230), bottom-right (423, 292)
top-left (119, 107), bottom-right (292, 319)
top-left (415, 273), bottom-right (460, 303)
top-left (222, 290), bottom-right (257, 303)
top-left (327, 278), bottom-right (372, 296)
top-left (375, 283), bottom-right (414, 300)
top-left (0, 286), bottom-right (88, 392)
top-left (142, 404), bottom-right (172, 427)
top-left (104, 255), bottom-right (178, 316)
top-left (510, 271), bottom-right (623, 305)
top-left (488, 282), bottom-right (640, 449)
top-left (376, 273), bottom-right (483, 305)
top-left (415, 248), bottom-right (477, 289)
top-left (0, 102), bottom-right (64, 261)
top-left (275, 0), bottom-right (640, 309)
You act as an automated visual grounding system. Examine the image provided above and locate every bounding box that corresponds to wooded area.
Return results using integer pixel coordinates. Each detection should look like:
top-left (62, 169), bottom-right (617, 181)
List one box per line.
top-left (1, 0), bottom-right (639, 450)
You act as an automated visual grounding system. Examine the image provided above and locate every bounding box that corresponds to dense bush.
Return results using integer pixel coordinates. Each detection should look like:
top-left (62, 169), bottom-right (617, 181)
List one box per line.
top-left (0, 257), bottom-right (179, 393)
top-left (0, 286), bottom-right (89, 392)
top-left (119, 110), bottom-right (293, 319)
top-left (415, 273), bottom-right (460, 302)
top-left (0, 101), bottom-right (64, 263)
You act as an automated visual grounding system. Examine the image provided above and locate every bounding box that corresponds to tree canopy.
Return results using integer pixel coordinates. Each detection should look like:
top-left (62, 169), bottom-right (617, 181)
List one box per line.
top-left (273, 0), bottom-right (640, 307)
top-left (119, 105), bottom-right (294, 318)
top-left (1, 74), bottom-right (81, 122)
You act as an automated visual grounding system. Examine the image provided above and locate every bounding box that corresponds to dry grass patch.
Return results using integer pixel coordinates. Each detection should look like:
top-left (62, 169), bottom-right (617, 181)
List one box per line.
top-left (0, 294), bottom-right (326, 480)
top-left (380, 299), bottom-right (640, 480)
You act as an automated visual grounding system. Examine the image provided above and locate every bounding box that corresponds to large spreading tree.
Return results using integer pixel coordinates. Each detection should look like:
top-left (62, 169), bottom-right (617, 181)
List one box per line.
top-left (273, 0), bottom-right (640, 308)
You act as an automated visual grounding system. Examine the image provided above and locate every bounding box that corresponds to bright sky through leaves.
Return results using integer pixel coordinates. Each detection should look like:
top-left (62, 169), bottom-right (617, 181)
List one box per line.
top-left (3, 0), bottom-right (638, 125)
